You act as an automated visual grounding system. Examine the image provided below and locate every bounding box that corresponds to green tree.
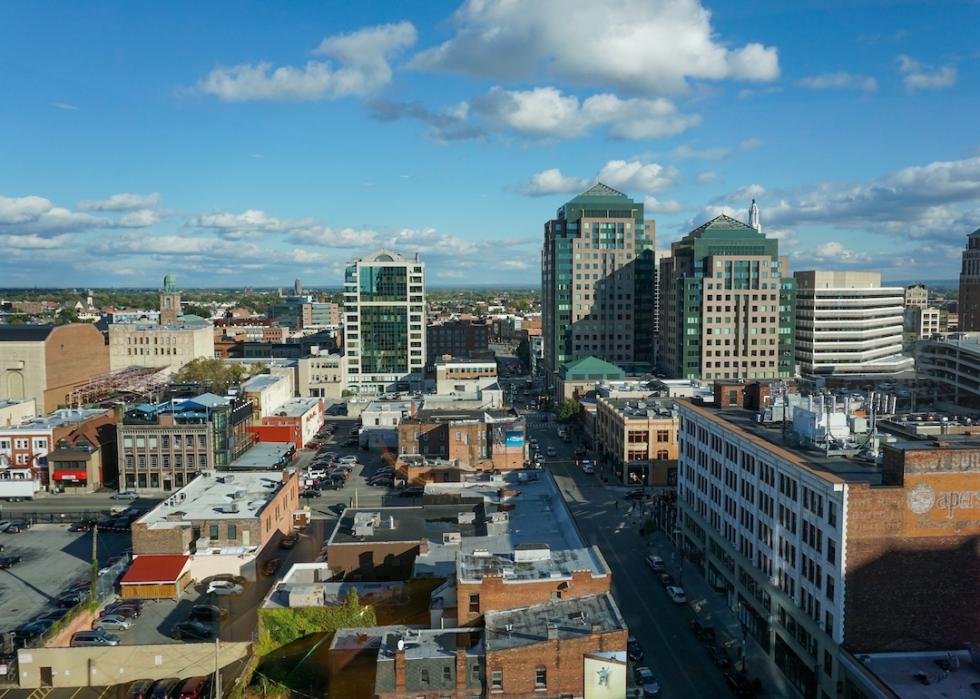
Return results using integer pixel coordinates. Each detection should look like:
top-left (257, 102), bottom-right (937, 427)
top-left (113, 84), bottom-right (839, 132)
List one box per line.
top-left (181, 303), bottom-right (212, 319)
top-left (555, 399), bottom-right (580, 423)
top-left (54, 307), bottom-right (80, 325)
top-left (176, 358), bottom-right (248, 393)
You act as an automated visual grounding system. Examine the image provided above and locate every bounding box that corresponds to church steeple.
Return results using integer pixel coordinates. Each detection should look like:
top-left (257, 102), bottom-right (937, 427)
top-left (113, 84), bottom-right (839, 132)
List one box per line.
top-left (160, 273), bottom-right (181, 325)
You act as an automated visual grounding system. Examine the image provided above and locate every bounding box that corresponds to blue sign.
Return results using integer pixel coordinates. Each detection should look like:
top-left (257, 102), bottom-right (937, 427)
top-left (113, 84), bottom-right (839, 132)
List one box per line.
top-left (505, 431), bottom-right (525, 448)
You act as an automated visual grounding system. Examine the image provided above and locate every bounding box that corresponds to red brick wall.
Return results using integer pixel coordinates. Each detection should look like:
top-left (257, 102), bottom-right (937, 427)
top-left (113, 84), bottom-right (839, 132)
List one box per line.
top-left (456, 571), bottom-right (611, 625)
top-left (44, 324), bottom-right (109, 412)
top-left (326, 541), bottom-right (421, 580)
top-left (485, 630), bottom-right (628, 698)
top-left (844, 479), bottom-right (980, 651)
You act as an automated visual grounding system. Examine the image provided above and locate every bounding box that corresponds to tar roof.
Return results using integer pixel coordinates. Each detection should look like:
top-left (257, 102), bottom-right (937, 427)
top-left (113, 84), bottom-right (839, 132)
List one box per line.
top-left (328, 503), bottom-right (485, 545)
top-left (137, 470), bottom-right (289, 528)
top-left (274, 398), bottom-right (321, 417)
top-left (241, 374), bottom-right (286, 392)
top-left (681, 400), bottom-right (884, 485)
top-left (0, 325), bottom-right (56, 342)
top-left (484, 593), bottom-right (626, 651)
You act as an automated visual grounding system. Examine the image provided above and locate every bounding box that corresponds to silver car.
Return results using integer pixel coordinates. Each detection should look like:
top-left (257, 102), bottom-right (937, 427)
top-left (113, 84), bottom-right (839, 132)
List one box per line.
top-left (93, 614), bottom-right (132, 631)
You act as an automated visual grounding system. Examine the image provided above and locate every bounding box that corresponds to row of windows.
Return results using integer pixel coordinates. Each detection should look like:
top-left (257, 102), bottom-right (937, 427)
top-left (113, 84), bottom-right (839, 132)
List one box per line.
top-left (0, 438), bottom-right (47, 451)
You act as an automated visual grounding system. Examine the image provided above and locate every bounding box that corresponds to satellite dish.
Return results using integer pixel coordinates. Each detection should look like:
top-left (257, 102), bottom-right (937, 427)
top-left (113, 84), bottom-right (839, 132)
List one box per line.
top-left (397, 639), bottom-right (404, 651)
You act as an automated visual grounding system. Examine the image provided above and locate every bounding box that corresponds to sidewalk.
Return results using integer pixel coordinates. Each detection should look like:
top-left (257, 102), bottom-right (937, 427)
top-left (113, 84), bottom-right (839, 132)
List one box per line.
top-left (644, 529), bottom-right (794, 698)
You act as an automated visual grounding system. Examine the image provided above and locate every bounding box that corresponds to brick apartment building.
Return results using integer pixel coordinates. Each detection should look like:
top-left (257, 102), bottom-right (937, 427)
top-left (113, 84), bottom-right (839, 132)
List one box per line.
top-left (483, 594), bottom-right (628, 698)
top-left (397, 408), bottom-right (526, 472)
top-left (118, 393), bottom-right (254, 493)
top-left (676, 399), bottom-right (980, 699)
top-left (0, 324), bottom-right (109, 413)
top-left (426, 318), bottom-right (491, 365)
top-left (375, 628), bottom-right (484, 699)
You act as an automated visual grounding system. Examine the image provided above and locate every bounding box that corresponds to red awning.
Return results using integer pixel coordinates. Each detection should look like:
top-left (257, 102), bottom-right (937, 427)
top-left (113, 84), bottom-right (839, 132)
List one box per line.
top-left (121, 555), bottom-right (189, 585)
top-left (53, 470), bottom-right (88, 481)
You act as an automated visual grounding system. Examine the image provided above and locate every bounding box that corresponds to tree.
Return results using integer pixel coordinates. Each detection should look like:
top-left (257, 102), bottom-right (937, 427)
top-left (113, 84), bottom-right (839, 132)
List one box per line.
top-left (175, 357), bottom-right (259, 394)
top-left (555, 399), bottom-right (580, 423)
top-left (55, 307), bottom-right (80, 325)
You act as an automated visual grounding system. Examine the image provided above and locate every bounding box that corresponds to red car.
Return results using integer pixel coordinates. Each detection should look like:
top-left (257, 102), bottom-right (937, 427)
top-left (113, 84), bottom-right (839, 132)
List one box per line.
top-left (178, 676), bottom-right (209, 699)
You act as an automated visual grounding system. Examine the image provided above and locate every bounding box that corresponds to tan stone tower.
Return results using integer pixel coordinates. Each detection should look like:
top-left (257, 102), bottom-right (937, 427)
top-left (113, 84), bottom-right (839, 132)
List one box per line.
top-left (160, 273), bottom-right (181, 325)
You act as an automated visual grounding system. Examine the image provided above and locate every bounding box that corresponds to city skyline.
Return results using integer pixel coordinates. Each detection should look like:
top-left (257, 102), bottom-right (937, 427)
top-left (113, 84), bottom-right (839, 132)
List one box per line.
top-left (1, 1), bottom-right (979, 287)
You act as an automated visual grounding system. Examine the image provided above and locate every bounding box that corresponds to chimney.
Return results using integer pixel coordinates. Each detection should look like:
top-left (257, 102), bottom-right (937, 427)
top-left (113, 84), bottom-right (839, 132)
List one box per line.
top-left (455, 648), bottom-right (468, 690)
top-left (395, 645), bottom-right (406, 691)
top-left (591, 623), bottom-right (602, 635)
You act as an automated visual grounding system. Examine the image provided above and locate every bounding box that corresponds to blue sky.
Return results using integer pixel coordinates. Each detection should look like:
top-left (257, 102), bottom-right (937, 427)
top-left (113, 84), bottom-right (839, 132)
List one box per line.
top-left (1, 0), bottom-right (978, 288)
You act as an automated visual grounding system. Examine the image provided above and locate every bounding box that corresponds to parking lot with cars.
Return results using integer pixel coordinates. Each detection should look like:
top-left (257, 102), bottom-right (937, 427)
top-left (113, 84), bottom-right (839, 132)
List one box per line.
top-left (0, 523), bottom-right (131, 644)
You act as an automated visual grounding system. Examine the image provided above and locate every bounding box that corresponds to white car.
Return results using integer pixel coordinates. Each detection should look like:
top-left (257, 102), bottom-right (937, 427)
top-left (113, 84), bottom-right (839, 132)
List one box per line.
top-left (646, 555), bottom-right (666, 572)
top-left (307, 468), bottom-right (327, 479)
top-left (581, 461), bottom-right (595, 474)
top-left (338, 455), bottom-right (358, 465)
top-left (111, 491), bottom-right (138, 500)
top-left (666, 585), bottom-right (687, 604)
top-left (634, 666), bottom-right (661, 697)
top-left (207, 580), bottom-right (244, 596)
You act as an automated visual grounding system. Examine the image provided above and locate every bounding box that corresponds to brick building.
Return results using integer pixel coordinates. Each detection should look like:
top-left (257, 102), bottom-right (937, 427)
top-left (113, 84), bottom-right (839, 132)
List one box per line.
top-left (131, 469), bottom-right (299, 580)
top-left (248, 396), bottom-right (323, 451)
top-left (0, 324), bottom-right (109, 413)
top-left (118, 393), bottom-right (254, 493)
top-left (375, 628), bottom-right (484, 699)
top-left (676, 399), bottom-right (980, 699)
top-left (595, 395), bottom-right (679, 486)
top-left (397, 408), bottom-right (526, 473)
top-left (426, 318), bottom-right (491, 365)
top-left (483, 594), bottom-right (628, 698)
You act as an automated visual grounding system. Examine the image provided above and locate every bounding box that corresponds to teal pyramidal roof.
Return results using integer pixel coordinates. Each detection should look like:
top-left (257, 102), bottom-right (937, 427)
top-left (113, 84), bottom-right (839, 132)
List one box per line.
top-left (560, 355), bottom-right (626, 380)
top-left (687, 214), bottom-right (757, 238)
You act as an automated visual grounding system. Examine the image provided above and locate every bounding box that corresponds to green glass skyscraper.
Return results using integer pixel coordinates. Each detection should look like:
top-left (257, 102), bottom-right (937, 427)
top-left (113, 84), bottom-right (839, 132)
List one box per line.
top-left (541, 183), bottom-right (656, 381)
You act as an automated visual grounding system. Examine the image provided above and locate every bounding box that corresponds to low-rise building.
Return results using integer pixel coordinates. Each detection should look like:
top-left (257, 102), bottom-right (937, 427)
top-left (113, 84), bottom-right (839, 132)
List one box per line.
top-left (375, 628), bottom-right (484, 699)
top-left (914, 333), bottom-right (980, 409)
top-left (676, 398), bottom-right (980, 699)
top-left (483, 594), bottom-right (628, 698)
top-left (904, 306), bottom-right (942, 339)
top-left (131, 469), bottom-right (300, 583)
top-left (0, 324), bottom-right (109, 413)
top-left (595, 395), bottom-right (679, 486)
top-left (297, 351), bottom-right (346, 401)
top-left (434, 358), bottom-right (502, 407)
top-left (118, 393), bottom-right (254, 493)
top-left (241, 373), bottom-right (294, 418)
top-left (397, 408), bottom-right (526, 473)
top-left (250, 397), bottom-right (323, 451)
top-left (360, 399), bottom-right (416, 450)
top-left (426, 318), bottom-right (491, 365)
top-left (108, 322), bottom-right (214, 372)
top-left (904, 284), bottom-right (929, 309)
top-left (555, 355), bottom-right (625, 402)
top-left (0, 398), bottom-right (36, 426)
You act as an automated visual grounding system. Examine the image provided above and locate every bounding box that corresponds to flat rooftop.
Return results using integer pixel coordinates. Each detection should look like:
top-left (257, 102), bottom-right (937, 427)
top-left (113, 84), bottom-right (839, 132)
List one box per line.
top-left (363, 400), bottom-right (413, 413)
top-left (137, 470), bottom-right (289, 528)
top-left (114, 322), bottom-right (210, 331)
top-left (683, 401), bottom-right (886, 485)
top-left (484, 593), bottom-right (626, 651)
top-left (241, 374), bottom-right (287, 392)
top-left (0, 408), bottom-right (110, 432)
top-left (378, 628), bottom-right (483, 662)
top-left (276, 397), bottom-right (321, 417)
top-left (227, 442), bottom-right (294, 469)
top-left (409, 407), bottom-right (519, 423)
top-left (329, 503), bottom-right (485, 546)
top-left (855, 650), bottom-right (980, 699)
top-left (601, 396), bottom-right (677, 420)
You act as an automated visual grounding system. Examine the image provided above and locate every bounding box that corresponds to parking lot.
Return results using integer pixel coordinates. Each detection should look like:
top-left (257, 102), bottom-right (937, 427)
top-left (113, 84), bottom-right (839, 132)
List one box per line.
top-left (0, 524), bottom-right (131, 636)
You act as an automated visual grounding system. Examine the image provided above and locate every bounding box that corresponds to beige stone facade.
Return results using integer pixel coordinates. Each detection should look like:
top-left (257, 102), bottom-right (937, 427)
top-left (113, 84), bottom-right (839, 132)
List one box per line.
top-left (108, 322), bottom-right (214, 372)
top-left (297, 352), bottom-right (346, 400)
top-left (595, 395), bottom-right (679, 485)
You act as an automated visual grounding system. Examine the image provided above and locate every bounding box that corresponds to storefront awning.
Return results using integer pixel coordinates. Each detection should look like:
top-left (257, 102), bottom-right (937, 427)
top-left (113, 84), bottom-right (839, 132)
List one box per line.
top-left (53, 470), bottom-right (88, 481)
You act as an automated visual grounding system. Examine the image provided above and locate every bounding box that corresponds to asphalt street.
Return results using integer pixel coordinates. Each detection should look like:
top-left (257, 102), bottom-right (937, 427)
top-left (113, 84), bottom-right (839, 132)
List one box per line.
top-left (526, 413), bottom-right (738, 698)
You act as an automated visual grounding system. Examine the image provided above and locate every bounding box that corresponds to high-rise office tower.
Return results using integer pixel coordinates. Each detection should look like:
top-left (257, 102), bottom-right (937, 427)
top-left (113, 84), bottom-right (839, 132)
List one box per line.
top-left (343, 249), bottom-right (426, 394)
top-left (794, 270), bottom-right (912, 378)
top-left (658, 205), bottom-right (795, 380)
top-left (958, 229), bottom-right (980, 331)
top-left (541, 183), bottom-right (656, 378)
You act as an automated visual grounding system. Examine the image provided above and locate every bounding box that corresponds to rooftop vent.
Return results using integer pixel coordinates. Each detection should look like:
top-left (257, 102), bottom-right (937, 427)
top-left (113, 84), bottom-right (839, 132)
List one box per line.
top-left (513, 544), bottom-right (551, 563)
top-left (443, 532), bottom-right (462, 545)
top-left (217, 503), bottom-right (239, 514)
top-left (218, 474), bottom-right (235, 484)
top-left (457, 512), bottom-right (476, 525)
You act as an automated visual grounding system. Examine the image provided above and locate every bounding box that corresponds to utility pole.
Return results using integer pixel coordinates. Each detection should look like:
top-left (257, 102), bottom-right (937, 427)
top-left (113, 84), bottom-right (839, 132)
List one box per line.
top-left (90, 521), bottom-right (98, 602)
top-left (214, 638), bottom-right (221, 699)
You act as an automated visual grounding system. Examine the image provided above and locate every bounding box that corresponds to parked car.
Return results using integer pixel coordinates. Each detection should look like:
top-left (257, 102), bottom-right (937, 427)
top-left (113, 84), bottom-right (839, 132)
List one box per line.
top-left (688, 619), bottom-right (716, 643)
top-left (633, 666), bottom-right (661, 697)
top-left (5, 520), bottom-right (29, 533)
top-left (262, 558), bottom-right (282, 576)
top-left (338, 455), bottom-right (358, 465)
top-left (724, 670), bottom-right (758, 698)
top-left (328, 503), bottom-right (346, 516)
top-left (581, 461), bottom-right (595, 474)
top-left (69, 520), bottom-right (93, 532)
top-left (400, 486), bottom-right (424, 498)
top-left (55, 590), bottom-right (88, 607)
top-left (15, 619), bottom-right (55, 644)
top-left (300, 487), bottom-right (321, 499)
top-left (178, 676), bottom-right (210, 699)
top-left (0, 520), bottom-right (11, 532)
top-left (173, 621), bottom-right (213, 641)
top-left (666, 585), bottom-right (687, 604)
top-left (0, 555), bottom-right (22, 569)
top-left (93, 614), bottom-right (133, 631)
top-left (627, 635), bottom-right (644, 662)
top-left (103, 604), bottom-right (141, 620)
top-left (127, 679), bottom-right (157, 699)
top-left (657, 572), bottom-right (675, 588)
top-left (307, 468), bottom-right (327, 480)
top-left (189, 604), bottom-right (227, 623)
top-left (200, 573), bottom-right (246, 588)
top-left (206, 580), bottom-right (243, 596)
top-left (37, 607), bottom-right (71, 623)
top-left (149, 678), bottom-right (183, 699)
top-left (707, 644), bottom-right (732, 669)
top-left (111, 491), bottom-right (139, 500)
top-left (320, 477), bottom-right (344, 491)
top-left (71, 630), bottom-right (120, 647)
top-left (545, 446), bottom-right (556, 457)
top-left (279, 533), bottom-right (299, 549)
top-left (645, 555), bottom-right (666, 572)
top-left (368, 476), bottom-right (393, 487)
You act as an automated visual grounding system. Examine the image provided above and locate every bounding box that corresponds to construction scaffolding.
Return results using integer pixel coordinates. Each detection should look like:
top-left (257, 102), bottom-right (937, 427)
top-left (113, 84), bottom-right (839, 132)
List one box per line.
top-left (67, 365), bottom-right (173, 408)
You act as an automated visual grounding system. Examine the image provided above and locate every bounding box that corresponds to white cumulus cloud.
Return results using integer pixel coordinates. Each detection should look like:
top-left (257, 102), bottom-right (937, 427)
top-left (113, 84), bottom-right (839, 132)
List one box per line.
top-left (521, 159), bottom-right (677, 197)
top-left (897, 55), bottom-right (956, 91)
top-left (78, 192), bottom-right (161, 212)
top-left (410, 0), bottom-right (779, 95)
top-left (198, 21), bottom-right (417, 101)
top-left (797, 72), bottom-right (878, 92)
top-left (521, 169), bottom-right (590, 196)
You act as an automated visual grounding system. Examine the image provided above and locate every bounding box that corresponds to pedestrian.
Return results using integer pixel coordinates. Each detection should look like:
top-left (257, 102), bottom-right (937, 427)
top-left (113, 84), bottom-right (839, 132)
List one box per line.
top-left (615, 500), bottom-right (619, 510)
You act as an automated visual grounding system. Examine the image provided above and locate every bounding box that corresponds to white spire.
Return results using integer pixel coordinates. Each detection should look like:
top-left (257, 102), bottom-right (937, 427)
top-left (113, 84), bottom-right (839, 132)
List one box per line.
top-left (749, 199), bottom-right (761, 233)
